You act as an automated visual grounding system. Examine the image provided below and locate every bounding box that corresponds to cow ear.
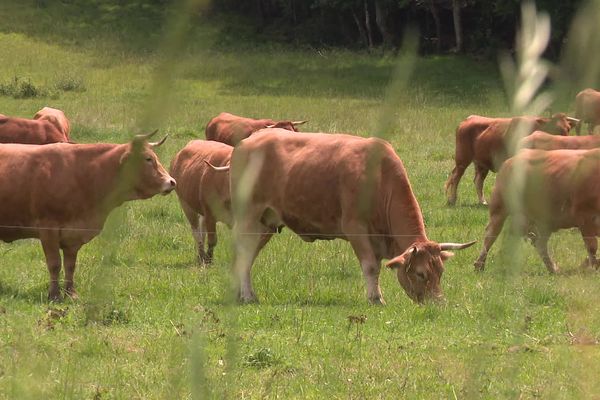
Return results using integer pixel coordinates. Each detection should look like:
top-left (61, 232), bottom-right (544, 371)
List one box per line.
top-left (440, 251), bottom-right (454, 262)
top-left (386, 246), bottom-right (417, 270)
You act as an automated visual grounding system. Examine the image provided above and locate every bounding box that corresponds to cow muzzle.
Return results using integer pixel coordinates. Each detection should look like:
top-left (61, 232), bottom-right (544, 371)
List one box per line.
top-left (161, 177), bottom-right (176, 194)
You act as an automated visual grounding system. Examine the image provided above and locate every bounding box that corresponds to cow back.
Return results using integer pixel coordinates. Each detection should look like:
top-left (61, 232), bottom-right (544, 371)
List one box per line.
top-left (171, 140), bottom-right (232, 217)
top-left (0, 116), bottom-right (68, 144)
top-left (231, 129), bottom-right (426, 254)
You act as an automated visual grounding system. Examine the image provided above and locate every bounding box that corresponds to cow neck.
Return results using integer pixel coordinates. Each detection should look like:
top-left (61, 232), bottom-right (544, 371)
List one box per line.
top-left (385, 164), bottom-right (429, 255)
top-left (82, 143), bottom-right (136, 215)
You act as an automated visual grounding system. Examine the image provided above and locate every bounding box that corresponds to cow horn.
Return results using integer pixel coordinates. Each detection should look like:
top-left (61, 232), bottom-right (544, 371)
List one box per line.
top-left (204, 159), bottom-right (230, 171)
top-left (265, 124), bottom-right (276, 128)
top-left (439, 240), bottom-right (477, 251)
top-left (135, 129), bottom-right (159, 141)
top-left (566, 117), bottom-right (580, 123)
top-left (292, 120), bottom-right (308, 126)
top-left (149, 134), bottom-right (169, 147)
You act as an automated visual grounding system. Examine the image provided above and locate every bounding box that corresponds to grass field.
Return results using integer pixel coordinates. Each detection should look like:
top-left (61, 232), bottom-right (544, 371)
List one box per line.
top-left (1, 1), bottom-right (599, 399)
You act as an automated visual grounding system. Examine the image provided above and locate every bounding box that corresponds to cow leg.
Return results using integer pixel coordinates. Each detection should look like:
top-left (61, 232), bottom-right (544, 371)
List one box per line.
top-left (579, 222), bottom-right (598, 269)
top-left (180, 201), bottom-right (208, 264)
top-left (349, 238), bottom-right (385, 305)
top-left (63, 246), bottom-right (81, 299)
top-left (474, 204), bottom-right (507, 271)
top-left (40, 231), bottom-right (62, 301)
top-left (532, 231), bottom-right (559, 274)
top-left (342, 220), bottom-right (385, 304)
top-left (445, 165), bottom-right (467, 206)
top-left (204, 213), bottom-right (217, 264)
top-left (232, 218), bottom-right (274, 303)
top-left (474, 165), bottom-right (489, 205)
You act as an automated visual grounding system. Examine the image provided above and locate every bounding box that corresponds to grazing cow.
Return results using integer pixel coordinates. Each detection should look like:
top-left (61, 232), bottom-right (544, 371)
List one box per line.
top-left (448, 113), bottom-right (574, 206)
top-left (575, 88), bottom-right (600, 135)
top-left (474, 148), bottom-right (600, 273)
top-left (0, 111), bottom-right (70, 144)
top-left (33, 107), bottom-right (71, 140)
top-left (215, 129), bottom-right (475, 304)
top-left (205, 112), bottom-right (307, 146)
top-left (170, 140), bottom-right (233, 264)
top-left (520, 130), bottom-right (600, 151)
top-left (0, 132), bottom-right (176, 300)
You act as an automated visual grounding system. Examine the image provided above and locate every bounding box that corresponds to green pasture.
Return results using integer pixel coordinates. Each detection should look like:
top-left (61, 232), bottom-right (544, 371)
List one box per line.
top-left (0, 1), bottom-right (599, 399)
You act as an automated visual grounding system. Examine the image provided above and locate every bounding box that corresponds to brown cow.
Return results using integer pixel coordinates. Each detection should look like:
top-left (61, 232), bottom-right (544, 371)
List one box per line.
top-left (217, 129), bottom-right (475, 304)
top-left (448, 113), bottom-right (573, 206)
top-left (0, 132), bottom-right (176, 301)
top-left (474, 148), bottom-right (600, 273)
top-left (33, 107), bottom-right (71, 140)
top-left (0, 112), bottom-right (69, 144)
top-left (445, 115), bottom-right (512, 205)
top-left (170, 140), bottom-right (232, 264)
top-left (205, 112), bottom-right (307, 146)
top-left (520, 131), bottom-right (600, 151)
top-left (575, 88), bottom-right (600, 135)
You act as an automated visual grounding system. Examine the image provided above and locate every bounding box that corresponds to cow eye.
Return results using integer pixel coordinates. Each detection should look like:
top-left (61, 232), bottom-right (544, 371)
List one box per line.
top-left (145, 156), bottom-right (153, 162)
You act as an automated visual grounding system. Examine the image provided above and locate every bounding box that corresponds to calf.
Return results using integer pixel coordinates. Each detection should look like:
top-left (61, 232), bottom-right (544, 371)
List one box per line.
top-left (474, 148), bottom-right (600, 273)
top-left (170, 140), bottom-right (233, 264)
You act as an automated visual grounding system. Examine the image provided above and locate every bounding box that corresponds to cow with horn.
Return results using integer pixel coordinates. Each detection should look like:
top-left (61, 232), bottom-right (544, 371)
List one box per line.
top-left (0, 130), bottom-right (176, 301)
top-left (208, 129), bottom-right (475, 304)
top-left (205, 112), bottom-right (307, 146)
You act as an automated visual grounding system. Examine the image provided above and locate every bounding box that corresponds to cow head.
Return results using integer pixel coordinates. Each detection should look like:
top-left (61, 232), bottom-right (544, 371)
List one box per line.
top-left (120, 131), bottom-right (176, 199)
top-left (265, 120), bottom-right (307, 132)
top-left (386, 240), bottom-right (475, 303)
top-left (538, 113), bottom-right (575, 136)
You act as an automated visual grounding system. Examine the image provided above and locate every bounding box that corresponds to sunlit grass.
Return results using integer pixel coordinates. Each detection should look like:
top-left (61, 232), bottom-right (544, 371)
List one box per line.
top-left (1, 1), bottom-right (599, 399)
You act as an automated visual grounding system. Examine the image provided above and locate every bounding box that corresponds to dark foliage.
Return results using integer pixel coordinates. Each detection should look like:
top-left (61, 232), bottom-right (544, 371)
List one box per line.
top-left (210, 0), bottom-right (584, 57)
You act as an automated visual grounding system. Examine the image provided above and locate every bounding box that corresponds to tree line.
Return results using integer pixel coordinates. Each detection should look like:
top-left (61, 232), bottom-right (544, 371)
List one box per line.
top-left (212, 0), bottom-right (582, 57)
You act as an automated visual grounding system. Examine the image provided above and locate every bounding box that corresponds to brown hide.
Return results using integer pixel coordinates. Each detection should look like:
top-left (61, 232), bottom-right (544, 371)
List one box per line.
top-left (0, 114), bottom-right (69, 144)
top-left (33, 107), bottom-right (71, 140)
top-left (205, 112), bottom-right (299, 146)
top-left (0, 140), bottom-right (175, 300)
top-left (475, 148), bottom-right (600, 273)
top-left (229, 129), bottom-right (474, 304)
top-left (170, 140), bottom-right (232, 263)
top-left (448, 113), bottom-right (572, 205)
top-left (575, 88), bottom-right (600, 134)
top-left (520, 131), bottom-right (600, 150)
top-left (445, 115), bottom-right (512, 205)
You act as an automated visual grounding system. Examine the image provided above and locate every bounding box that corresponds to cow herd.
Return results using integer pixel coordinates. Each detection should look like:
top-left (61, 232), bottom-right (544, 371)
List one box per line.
top-left (2, 87), bottom-right (600, 305)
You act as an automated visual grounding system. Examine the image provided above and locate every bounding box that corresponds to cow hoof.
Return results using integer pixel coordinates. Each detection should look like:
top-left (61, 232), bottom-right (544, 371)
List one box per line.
top-left (446, 199), bottom-right (457, 207)
top-left (198, 256), bottom-right (213, 267)
top-left (473, 261), bottom-right (485, 272)
top-left (237, 293), bottom-right (259, 304)
top-left (48, 292), bottom-right (62, 303)
top-left (369, 297), bottom-right (386, 306)
top-left (65, 289), bottom-right (79, 300)
top-left (547, 265), bottom-right (560, 274)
